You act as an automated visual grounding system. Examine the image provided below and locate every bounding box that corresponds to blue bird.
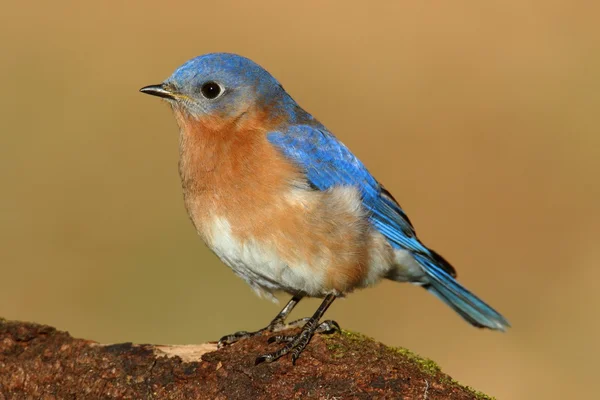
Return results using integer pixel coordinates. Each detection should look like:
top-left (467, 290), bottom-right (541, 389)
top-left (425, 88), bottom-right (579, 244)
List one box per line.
top-left (140, 53), bottom-right (510, 365)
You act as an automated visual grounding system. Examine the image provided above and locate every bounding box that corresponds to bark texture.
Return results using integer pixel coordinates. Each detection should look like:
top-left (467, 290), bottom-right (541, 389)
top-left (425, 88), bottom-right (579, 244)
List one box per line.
top-left (0, 318), bottom-right (492, 399)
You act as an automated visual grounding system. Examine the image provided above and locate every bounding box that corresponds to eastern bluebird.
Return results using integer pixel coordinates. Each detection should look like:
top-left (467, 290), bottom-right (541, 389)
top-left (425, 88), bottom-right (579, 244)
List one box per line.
top-left (140, 53), bottom-right (509, 365)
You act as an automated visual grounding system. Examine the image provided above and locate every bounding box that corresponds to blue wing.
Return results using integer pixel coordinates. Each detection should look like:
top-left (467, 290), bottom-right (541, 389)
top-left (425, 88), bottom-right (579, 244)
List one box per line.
top-left (268, 125), bottom-right (512, 330)
top-left (268, 125), bottom-right (432, 257)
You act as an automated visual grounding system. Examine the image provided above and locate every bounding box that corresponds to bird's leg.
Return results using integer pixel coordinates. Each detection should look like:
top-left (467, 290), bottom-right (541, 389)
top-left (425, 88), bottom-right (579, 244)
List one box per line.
top-left (255, 294), bottom-right (337, 365)
top-left (218, 295), bottom-right (303, 347)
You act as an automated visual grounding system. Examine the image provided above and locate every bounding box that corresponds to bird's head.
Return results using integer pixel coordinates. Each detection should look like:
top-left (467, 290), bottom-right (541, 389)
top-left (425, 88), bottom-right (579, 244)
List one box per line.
top-left (140, 53), bottom-right (291, 123)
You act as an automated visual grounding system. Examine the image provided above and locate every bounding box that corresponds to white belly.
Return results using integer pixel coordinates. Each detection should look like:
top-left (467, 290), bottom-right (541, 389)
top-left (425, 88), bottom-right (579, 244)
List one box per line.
top-left (205, 216), bottom-right (328, 300)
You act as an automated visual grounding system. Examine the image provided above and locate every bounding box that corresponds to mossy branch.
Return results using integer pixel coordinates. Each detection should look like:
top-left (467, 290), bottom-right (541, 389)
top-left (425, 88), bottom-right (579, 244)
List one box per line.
top-left (0, 318), bottom-right (493, 399)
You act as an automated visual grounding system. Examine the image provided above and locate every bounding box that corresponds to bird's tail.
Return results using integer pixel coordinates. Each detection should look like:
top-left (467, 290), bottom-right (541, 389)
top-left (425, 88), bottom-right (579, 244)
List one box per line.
top-left (413, 253), bottom-right (510, 331)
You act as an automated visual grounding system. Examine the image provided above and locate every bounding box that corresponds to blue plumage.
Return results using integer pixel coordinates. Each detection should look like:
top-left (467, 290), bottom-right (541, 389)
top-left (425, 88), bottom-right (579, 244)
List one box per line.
top-left (268, 125), bottom-right (431, 255)
top-left (413, 253), bottom-right (510, 330)
top-left (268, 124), bottom-right (510, 331)
top-left (268, 126), bottom-right (423, 250)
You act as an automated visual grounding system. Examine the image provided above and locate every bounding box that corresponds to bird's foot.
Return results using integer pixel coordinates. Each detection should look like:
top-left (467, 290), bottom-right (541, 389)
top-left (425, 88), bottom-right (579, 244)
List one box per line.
top-left (218, 330), bottom-right (260, 348)
top-left (255, 319), bottom-right (340, 365)
top-left (267, 320), bottom-right (339, 344)
top-left (217, 316), bottom-right (312, 348)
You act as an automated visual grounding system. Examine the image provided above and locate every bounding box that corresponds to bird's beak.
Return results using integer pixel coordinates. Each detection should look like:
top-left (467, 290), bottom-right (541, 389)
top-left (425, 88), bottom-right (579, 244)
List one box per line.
top-left (139, 83), bottom-right (177, 100)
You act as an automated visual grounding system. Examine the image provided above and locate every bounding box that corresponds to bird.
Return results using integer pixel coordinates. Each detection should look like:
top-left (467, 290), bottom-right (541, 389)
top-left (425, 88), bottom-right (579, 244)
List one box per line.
top-left (140, 53), bottom-right (509, 365)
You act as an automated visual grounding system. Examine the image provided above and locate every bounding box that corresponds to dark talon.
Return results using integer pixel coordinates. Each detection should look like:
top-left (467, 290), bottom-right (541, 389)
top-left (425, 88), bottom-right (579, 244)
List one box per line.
top-left (221, 295), bottom-right (338, 365)
top-left (266, 319), bottom-right (341, 346)
top-left (257, 329), bottom-right (309, 365)
top-left (316, 319), bottom-right (341, 334)
top-left (254, 294), bottom-right (337, 365)
top-left (217, 295), bottom-right (304, 348)
top-left (255, 353), bottom-right (275, 365)
top-left (218, 330), bottom-right (254, 348)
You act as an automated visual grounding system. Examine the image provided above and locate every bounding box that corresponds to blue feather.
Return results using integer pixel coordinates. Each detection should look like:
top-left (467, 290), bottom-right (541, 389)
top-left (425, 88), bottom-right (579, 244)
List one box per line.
top-left (268, 125), bottom-right (428, 255)
top-left (413, 253), bottom-right (510, 330)
top-left (268, 124), bottom-right (510, 331)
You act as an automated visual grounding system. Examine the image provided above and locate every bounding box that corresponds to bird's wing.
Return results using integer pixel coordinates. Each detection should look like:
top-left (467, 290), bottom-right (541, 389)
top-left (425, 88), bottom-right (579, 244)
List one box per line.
top-left (267, 125), bottom-right (431, 256)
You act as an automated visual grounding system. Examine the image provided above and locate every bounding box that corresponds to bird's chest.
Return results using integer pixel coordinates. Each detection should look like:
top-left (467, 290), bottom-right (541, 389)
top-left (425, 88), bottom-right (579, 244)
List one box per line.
top-left (179, 131), bottom-right (298, 248)
top-left (177, 122), bottom-right (320, 295)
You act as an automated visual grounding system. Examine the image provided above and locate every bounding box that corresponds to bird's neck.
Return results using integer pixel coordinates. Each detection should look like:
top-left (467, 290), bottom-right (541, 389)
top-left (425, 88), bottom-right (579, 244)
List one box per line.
top-left (174, 107), bottom-right (281, 181)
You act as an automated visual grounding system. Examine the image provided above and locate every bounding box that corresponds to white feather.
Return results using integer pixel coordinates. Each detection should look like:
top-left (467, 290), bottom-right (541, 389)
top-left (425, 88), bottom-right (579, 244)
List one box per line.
top-left (206, 216), bottom-right (327, 299)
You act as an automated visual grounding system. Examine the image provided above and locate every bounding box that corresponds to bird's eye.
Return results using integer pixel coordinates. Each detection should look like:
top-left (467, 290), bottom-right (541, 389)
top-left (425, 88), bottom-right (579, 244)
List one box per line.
top-left (200, 81), bottom-right (223, 99)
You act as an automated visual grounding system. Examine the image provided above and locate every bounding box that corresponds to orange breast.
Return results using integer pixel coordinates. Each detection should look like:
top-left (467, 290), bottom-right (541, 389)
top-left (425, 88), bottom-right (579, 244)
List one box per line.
top-left (174, 108), bottom-right (391, 295)
top-left (175, 108), bottom-right (304, 237)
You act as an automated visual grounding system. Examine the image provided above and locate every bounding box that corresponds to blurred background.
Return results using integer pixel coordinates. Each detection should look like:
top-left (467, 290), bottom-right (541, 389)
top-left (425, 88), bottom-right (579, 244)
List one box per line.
top-left (1, 1), bottom-right (598, 398)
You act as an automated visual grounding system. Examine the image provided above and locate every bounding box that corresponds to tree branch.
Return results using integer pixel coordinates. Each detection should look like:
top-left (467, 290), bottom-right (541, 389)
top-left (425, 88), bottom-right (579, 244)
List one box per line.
top-left (0, 318), bottom-right (492, 399)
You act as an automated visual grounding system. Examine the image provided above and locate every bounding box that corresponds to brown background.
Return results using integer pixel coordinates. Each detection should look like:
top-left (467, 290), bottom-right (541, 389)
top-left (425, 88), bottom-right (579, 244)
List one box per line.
top-left (1, 1), bottom-right (598, 399)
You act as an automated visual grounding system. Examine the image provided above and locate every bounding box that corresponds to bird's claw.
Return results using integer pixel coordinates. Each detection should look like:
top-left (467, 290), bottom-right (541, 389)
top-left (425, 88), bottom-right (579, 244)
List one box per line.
top-left (256, 319), bottom-right (341, 365)
top-left (315, 319), bottom-right (340, 334)
top-left (218, 330), bottom-right (256, 348)
top-left (217, 318), bottom-right (291, 348)
top-left (254, 353), bottom-right (274, 365)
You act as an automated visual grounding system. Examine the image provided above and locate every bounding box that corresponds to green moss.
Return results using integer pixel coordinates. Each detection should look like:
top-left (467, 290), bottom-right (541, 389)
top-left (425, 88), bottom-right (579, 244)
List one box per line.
top-left (323, 330), bottom-right (494, 399)
top-left (323, 330), bottom-right (369, 360)
top-left (462, 385), bottom-right (496, 400)
top-left (324, 339), bottom-right (341, 355)
top-left (388, 346), bottom-right (441, 375)
top-left (441, 377), bottom-right (496, 399)
top-left (339, 329), bottom-right (373, 342)
top-left (325, 330), bottom-right (440, 375)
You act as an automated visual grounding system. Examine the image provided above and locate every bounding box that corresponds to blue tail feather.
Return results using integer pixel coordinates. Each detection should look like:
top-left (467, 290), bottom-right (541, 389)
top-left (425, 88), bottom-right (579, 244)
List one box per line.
top-left (413, 254), bottom-right (510, 331)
